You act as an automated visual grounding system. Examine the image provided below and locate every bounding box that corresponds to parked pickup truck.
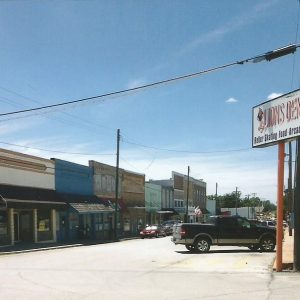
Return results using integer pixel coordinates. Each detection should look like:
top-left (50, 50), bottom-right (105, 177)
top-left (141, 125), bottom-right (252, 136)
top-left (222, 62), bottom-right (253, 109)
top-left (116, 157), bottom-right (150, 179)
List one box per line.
top-left (172, 215), bottom-right (276, 253)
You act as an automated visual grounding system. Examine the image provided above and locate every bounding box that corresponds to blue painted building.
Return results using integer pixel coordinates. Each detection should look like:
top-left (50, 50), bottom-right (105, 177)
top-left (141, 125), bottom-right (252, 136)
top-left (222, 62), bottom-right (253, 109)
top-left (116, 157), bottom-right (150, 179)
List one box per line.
top-left (53, 159), bottom-right (114, 242)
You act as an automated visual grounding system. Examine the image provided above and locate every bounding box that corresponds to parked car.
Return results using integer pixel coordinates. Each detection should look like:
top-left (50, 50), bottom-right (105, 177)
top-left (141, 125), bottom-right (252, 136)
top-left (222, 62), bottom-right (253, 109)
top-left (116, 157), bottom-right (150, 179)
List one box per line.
top-left (161, 220), bottom-right (181, 235)
top-left (140, 225), bottom-right (166, 239)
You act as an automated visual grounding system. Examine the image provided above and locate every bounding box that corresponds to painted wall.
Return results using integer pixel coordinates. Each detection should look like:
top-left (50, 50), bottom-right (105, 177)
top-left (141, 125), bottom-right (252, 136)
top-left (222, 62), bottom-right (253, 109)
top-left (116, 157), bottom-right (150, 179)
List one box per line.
top-left (0, 148), bottom-right (55, 189)
top-left (145, 183), bottom-right (161, 213)
top-left (89, 160), bottom-right (121, 199)
top-left (53, 159), bottom-right (93, 195)
top-left (122, 170), bottom-right (145, 207)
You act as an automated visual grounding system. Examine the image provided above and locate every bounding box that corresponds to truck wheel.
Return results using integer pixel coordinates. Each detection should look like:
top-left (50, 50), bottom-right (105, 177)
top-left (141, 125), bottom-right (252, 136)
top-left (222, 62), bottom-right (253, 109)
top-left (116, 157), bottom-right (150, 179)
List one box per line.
top-left (194, 237), bottom-right (210, 253)
top-left (260, 236), bottom-right (275, 252)
top-left (185, 245), bottom-right (195, 252)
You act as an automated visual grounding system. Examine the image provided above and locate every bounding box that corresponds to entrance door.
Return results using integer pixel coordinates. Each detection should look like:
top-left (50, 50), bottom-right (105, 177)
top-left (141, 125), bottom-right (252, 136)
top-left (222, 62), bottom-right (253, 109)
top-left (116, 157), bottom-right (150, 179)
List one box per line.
top-left (78, 214), bottom-right (92, 239)
top-left (59, 214), bottom-right (67, 241)
top-left (19, 211), bottom-right (33, 242)
top-left (13, 213), bottom-right (20, 242)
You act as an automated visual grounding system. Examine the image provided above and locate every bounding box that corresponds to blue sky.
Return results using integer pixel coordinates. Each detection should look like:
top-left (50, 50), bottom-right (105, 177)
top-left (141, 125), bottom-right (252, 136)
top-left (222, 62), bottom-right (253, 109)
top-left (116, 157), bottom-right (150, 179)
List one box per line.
top-left (0, 0), bottom-right (300, 203)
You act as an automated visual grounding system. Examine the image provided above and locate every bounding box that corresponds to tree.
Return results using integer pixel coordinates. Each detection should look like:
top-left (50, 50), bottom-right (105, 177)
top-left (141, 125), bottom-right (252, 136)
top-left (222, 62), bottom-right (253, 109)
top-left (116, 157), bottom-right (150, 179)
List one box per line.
top-left (241, 196), bottom-right (260, 208)
top-left (261, 200), bottom-right (276, 213)
top-left (217, 191), bottom-right (242, 208)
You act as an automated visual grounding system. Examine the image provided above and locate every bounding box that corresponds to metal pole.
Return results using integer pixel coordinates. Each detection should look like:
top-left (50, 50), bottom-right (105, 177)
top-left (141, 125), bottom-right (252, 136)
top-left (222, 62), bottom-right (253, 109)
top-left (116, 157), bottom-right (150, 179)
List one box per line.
top-left (185, 166), bottom-right (190, 223)
top-left (276, 141), bottom-right (285, 272)
top-left (235, 187), bottom-right (238, 215)
top-left (288, 142), bottom-right (293, 214)
top-left (114, 129), bottom-right (120, 240)
top-left (294, 138), bottom-right (300, 271)
top-left (215, 182), bottom-right (218, 214)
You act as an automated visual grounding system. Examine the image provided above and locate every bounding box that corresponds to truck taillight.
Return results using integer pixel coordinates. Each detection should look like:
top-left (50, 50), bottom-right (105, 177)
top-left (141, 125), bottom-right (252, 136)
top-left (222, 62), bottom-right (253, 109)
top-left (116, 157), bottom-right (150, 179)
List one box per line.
top-left (180, 228), bottom-right (186, 238)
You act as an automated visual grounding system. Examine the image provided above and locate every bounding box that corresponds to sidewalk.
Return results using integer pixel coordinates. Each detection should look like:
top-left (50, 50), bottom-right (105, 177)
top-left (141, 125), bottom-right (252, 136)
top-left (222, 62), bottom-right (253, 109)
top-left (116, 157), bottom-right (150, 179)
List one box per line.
top-left (273, 228), bottom-right (294, 271)
top-left (0, 237), bottom-right (137, 255)
top-left (0, 239), bottom-right (122, 255)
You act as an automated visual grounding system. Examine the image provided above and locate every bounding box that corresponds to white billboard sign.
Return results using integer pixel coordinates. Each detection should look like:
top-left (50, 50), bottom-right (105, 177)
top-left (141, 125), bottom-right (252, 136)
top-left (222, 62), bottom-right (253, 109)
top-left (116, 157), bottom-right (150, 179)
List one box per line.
top-left (252, 89), bottom-right (300, 148)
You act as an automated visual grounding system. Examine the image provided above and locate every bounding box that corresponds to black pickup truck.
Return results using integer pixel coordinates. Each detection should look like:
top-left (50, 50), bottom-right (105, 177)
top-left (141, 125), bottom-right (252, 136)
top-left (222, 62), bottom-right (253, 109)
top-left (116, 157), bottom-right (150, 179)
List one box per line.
top-left (172, 215), bottom-right (276, 253)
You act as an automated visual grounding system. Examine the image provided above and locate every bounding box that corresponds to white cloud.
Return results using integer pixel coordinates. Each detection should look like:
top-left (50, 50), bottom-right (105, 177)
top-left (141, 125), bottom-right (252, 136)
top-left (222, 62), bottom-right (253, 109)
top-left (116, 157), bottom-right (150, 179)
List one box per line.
top-left (267, 92), bottom-right (282, 100)
top-left (127, 79), bottom-right (146, 90)
top-left (118, 148), bottom-right (279, 204)
top-left (0, 119), bottom-right (36, 136)
top-left (225, 97), bottom-right (239, 104)
top-left (176, 0), bottom-right (279, 57)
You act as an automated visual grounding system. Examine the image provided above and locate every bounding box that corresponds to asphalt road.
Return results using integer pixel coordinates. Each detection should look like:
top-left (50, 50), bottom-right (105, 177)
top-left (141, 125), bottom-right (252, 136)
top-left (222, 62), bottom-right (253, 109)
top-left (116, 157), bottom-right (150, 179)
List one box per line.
top-left (1, 236), bottom-right (300, 300)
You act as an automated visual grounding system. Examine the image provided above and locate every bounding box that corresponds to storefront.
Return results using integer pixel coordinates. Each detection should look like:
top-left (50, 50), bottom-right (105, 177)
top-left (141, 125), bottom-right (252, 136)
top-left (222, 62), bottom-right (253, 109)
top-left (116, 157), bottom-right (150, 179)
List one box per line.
top-left (0, 197), bottom-right (9, 246)
top-left (56, 193), bottom-right (114, 242)
top-left (0, 184), bottom-right (66, 246)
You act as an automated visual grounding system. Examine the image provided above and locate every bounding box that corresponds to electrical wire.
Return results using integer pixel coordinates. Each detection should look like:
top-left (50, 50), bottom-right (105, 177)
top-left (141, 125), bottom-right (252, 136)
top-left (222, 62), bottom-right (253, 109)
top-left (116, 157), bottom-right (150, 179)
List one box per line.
top-left (1, 44), bottom-right (298, 118)
top-left (122, 138), bottom-right (252, 154)
top-left (0, 141), bottom-right (115, 156)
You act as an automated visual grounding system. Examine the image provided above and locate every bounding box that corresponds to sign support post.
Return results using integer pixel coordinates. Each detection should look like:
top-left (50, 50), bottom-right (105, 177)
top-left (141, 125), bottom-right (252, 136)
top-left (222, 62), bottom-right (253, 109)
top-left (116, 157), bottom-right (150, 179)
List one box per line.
top-left (276, 142), bottom-right (285, 272)
top-left (252, 89), bottom-right (300, 272)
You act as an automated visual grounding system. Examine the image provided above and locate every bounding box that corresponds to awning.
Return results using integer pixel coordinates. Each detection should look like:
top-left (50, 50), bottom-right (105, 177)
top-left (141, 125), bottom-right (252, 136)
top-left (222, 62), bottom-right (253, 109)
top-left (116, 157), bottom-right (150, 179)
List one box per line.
top-left (5, 199), bottom-right (66, 210)
top-left (57, 193), bottom-right (114, 214)
top-left (69, 203), bottom-right (114, 214)
top-left (0, 184), bottom-right (67, 210)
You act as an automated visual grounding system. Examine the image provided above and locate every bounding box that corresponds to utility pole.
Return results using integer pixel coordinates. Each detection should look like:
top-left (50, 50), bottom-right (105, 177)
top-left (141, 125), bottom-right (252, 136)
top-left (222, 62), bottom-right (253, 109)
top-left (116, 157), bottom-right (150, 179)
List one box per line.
top-left (235, 187), bottom-right (238, 215)
top-left (114, 129), bottom-right (120, 240)
top-left (215, 182), bottom-right (218, 214)
top-left (185, 166), bottom-right (190, 223)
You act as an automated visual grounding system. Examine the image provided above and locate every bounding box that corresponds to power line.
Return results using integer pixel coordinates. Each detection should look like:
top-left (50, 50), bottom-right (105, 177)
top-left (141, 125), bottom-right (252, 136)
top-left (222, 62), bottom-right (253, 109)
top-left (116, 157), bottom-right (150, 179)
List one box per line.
top-left (122, 138), bottom-right (252, 154)
top-left (1, 44), bottom-right (298, 118)
top-left (0, 141), bottom-right (115, 156)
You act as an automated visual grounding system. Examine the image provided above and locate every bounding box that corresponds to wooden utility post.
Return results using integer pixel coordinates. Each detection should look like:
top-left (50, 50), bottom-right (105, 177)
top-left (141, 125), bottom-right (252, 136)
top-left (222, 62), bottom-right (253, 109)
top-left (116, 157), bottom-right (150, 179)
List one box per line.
top-left (114, 129), bottom-right (120, 240)
top-left (185, 166), bottom-right (190, 223)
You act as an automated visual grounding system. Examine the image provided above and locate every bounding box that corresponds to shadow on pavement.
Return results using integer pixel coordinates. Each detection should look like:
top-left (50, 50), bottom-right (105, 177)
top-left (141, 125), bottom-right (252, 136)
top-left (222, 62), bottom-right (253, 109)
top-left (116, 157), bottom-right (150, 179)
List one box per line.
top-left (176, 249), bottom-right (275, 255)
top-left (0, 240), bottom-right (120, 255)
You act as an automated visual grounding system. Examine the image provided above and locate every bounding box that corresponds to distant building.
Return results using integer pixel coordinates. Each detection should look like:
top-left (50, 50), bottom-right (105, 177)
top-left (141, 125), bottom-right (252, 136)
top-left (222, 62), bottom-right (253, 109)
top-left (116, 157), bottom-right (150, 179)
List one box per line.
top-left (145, 182), bottom-right (161, 224)
top-left (150, 171), bottom-right (207, 222)
top-left (89, 160), bottom-right (145, 237)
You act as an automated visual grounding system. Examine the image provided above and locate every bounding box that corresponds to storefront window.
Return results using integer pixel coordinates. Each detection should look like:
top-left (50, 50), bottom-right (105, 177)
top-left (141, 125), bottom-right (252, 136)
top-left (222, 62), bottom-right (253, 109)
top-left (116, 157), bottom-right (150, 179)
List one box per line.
top-left (0, 211), bottom-right (7, 235)
top-left (37, 210), bottom-right (50, 232)
top-left (95, 214), bottom-right (103, 231)
top-left (69, 213), bottom-right (79, 230)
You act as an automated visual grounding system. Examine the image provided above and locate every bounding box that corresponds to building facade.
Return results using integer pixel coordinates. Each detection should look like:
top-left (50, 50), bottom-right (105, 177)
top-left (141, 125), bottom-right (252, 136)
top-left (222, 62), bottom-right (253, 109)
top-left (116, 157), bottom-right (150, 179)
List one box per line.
top-left (54, 159), bottom-right (113, 242)
top-left (0, 148), bottom-right (65, 246)
top-left (121, 169), bottom-right (145, 236)
top-left (145, 182), bottom-right (161, 224)
top-left (89, 161), bottom-right (145, 237)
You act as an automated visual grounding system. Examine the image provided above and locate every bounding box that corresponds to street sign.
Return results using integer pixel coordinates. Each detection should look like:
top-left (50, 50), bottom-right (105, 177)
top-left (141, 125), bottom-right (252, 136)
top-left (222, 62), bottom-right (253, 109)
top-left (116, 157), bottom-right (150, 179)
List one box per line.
top-left (252, 89), bottom-right (300, 148)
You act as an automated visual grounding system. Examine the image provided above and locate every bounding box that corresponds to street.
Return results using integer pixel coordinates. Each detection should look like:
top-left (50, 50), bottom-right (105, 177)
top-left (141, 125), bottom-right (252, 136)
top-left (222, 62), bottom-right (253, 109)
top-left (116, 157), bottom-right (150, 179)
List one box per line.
top-left (1, 237), bottom-right (300, 300)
